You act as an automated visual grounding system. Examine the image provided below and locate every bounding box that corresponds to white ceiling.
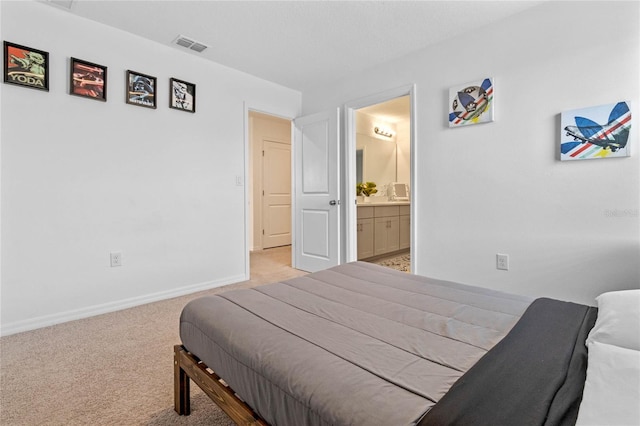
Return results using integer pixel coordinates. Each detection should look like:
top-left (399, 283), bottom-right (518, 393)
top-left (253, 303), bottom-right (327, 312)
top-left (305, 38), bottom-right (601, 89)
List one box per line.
top-left (45, 0), bottom-right (545, 93)
top-left (359, 95), bottom-right (411, 123)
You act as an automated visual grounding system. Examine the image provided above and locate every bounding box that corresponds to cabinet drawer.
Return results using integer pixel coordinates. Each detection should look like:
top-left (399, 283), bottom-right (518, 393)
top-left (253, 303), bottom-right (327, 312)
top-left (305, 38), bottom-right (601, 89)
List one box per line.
top-left (374, 205), bottom-right (399, 218)
top-left (399, 205), bottom-right (410, 216)
top-left (357, 206), bottom-right (374, 219)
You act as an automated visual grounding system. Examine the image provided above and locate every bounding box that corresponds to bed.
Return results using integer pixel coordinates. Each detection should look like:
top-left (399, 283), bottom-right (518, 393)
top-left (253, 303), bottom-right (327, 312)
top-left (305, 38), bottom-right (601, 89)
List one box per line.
top-left (174, 261), bottom-right (640, 425)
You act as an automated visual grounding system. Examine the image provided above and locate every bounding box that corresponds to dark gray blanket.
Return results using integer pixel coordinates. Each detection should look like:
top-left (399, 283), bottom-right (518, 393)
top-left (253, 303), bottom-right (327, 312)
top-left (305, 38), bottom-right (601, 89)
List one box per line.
top-left (420, 297), bottom-right (598, 426)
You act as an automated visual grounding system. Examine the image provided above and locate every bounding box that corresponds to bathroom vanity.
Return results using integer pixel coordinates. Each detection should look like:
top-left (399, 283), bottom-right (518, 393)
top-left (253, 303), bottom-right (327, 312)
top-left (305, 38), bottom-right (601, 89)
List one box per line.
top-left (356, 201), bottom-right (410, 260)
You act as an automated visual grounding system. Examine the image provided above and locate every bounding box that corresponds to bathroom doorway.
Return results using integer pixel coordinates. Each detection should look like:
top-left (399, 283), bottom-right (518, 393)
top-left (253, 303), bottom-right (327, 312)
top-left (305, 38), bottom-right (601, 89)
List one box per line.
top-left (344, 86), bottom-right (415, 272)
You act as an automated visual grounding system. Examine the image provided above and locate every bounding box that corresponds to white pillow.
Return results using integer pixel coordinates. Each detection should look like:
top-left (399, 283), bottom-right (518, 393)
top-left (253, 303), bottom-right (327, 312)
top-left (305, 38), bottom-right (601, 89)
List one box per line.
top-left (576, 341), bottom-right (640, 425)
top-left (586, 289), bottom-right (640, 351)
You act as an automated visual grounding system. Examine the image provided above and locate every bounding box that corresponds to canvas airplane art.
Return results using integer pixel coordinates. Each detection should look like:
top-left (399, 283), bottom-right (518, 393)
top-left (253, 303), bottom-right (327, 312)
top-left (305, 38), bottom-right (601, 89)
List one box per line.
top-left (560, 102), bottom-right (632, 161)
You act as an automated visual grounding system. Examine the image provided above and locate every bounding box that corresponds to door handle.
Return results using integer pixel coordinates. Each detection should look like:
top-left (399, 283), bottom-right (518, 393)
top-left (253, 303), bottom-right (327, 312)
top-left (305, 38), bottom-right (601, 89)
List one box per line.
top-left (329, 200), bottom-right (337, 206)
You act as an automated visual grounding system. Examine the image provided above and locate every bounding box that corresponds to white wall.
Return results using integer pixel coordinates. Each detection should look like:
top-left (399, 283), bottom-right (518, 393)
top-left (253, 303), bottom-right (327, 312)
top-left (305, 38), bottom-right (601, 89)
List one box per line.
top-left (396, 118), bottom-right (410, 186)
top-left (0, 1), bottom-right (301, 335)
top-left (355, 111), bottom-right (397, 190)
top-left (304, 1), bottom-right (640, 305)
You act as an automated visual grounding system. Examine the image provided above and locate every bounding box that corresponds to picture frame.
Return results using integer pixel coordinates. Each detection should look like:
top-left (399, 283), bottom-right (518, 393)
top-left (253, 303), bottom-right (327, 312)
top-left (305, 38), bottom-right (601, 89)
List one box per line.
top-left (3, 41), bottom-right (49, 91)
top-left (560, 101), bottom-right (631, 161)
top-left (70, 57), bottom-right (107, 101)
top-left (169, 78), bottom-right (196, 113)
top-left (126, 70), bottom-right (156, 109)
top-left (448, 77), bottom-right (494, 128)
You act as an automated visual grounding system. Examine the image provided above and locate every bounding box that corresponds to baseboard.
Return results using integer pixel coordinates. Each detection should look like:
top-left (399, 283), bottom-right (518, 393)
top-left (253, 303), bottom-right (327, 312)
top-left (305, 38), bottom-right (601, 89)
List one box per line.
top-left (0, 273), bottom-right (248, 337)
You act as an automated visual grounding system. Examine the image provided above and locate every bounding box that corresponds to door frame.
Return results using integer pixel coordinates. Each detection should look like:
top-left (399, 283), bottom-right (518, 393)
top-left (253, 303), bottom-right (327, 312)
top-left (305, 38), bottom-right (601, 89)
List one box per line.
top-left (343, 84), bottom-right (417, 271)
top-left (243, 102), bottom-right (295, 279)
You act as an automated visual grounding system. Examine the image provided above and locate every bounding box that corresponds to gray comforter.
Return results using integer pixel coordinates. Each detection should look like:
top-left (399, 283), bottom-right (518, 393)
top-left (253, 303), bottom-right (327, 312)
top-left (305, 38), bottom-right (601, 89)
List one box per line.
top-left (180, 261), bottom-right (533, 425)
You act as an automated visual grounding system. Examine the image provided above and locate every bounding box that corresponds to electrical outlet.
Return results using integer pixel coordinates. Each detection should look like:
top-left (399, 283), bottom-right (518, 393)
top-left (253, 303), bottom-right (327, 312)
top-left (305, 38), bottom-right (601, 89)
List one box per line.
top-left (496, 253), bottom-right (509, 271)
top-left (110, 252), bottom-right (122, 267)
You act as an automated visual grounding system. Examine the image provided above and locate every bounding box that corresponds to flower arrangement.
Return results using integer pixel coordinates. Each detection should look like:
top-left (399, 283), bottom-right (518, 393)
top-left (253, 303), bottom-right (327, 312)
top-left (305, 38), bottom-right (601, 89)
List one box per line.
top-left (356, 182), bottom-right (377, 197)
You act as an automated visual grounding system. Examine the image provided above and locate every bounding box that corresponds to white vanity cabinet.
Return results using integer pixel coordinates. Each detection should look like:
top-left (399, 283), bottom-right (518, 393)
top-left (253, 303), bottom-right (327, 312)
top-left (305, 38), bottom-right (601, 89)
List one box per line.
top-left (357, 203), bottom-right (409, 260)
top-left (374, 206), bottom-right (400, 256)
top-left (399, 205), bottom-right (410, 250)
top-left (357, 207), bottom-right (375, 259)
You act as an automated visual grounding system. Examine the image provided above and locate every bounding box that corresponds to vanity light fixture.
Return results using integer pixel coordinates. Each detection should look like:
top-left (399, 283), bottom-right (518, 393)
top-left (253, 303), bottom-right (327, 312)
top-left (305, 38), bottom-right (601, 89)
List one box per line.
top-left (374, 126), bottom-right (394, 138)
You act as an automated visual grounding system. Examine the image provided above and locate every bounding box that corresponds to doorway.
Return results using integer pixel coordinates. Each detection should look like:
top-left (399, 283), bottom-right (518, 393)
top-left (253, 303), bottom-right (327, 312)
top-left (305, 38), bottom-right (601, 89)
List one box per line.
top-left (344, 85), bottom-right (415, 272)
top-left (246, 107), bottom-right (339, 276)
top-left (249, 111), bottom-right (292, 270)
top-left (355, 95), bottom-right (411, 269)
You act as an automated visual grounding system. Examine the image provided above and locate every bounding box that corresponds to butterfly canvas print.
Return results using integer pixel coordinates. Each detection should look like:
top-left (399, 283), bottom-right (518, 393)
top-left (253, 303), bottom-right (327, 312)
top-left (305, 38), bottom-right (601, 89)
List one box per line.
top-left (448, 78), bottom-right (494, 127)
top-left (560, 102), bottom-right (632, 161)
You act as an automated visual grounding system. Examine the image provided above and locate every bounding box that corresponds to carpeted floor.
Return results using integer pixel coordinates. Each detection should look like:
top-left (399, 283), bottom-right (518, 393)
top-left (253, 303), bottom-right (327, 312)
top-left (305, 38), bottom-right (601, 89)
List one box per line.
top-left (0, 247), bottom-right (410, 425)
top-left (0, 246), bottom-right (306, 426)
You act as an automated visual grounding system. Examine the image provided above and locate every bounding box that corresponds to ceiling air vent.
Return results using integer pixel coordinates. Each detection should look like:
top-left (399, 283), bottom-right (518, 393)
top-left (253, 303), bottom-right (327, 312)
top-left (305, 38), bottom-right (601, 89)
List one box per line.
top-left (174, 35), bottom-right (208, 53)
top-left (46, 0), bottom-right (74, 9)
top-left (190, 43), bottom-right (208, 53)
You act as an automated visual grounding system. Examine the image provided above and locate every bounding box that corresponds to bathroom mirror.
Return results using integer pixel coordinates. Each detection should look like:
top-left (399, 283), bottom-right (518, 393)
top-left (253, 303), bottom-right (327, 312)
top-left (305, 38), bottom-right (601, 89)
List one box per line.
top-left (356, 133), bottom-right (397, 187)
top-left (356, 149), bottom-right (364, 184)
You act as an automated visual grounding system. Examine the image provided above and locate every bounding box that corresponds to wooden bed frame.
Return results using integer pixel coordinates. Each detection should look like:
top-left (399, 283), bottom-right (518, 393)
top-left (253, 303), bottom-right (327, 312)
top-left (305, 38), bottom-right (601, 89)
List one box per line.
top-left (173, 344), bottom-right (268, 425)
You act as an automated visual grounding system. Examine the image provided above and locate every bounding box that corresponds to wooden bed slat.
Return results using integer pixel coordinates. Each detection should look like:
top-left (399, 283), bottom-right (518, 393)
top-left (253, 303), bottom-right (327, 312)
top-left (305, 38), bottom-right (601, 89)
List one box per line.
top-left (173, 345), bottom-right (269, 425)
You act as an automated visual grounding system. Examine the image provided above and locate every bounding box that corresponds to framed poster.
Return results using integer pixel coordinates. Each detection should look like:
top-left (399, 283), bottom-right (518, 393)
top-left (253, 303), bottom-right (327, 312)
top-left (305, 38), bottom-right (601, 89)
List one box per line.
top-left (126, 70), bottom-right (156, 109)
top-left (169, 78), bottom-right (196, 113)
top-left (560, 101), bottom-right (631, 161)
top-left (3, 41), bottom-right (49, 91)
top-left (448, 78), bottom-right (494, 127)
top-left (70, 57), bottom-right (107, 101)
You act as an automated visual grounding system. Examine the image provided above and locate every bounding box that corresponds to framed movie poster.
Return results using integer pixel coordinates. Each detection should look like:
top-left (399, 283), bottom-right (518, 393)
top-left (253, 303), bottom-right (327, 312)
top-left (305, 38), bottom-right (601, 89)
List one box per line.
top-left (70, 57), bottom-right (107, 101)
top-left (3, 41), bottom-right (49, 91)
top-left (169, 78), bottom-right (196, 113)
top-left (126, 70), bottom-right (156, 109)
top-left (169, 78), bottom-right (196, 112)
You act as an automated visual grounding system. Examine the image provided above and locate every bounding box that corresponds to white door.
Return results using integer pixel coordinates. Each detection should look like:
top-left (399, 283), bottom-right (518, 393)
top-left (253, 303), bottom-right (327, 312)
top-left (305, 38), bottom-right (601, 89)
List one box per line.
top-left (262, 140), bottom-right (291, 248)
top-left (293, 109), bottom-right (340, 272)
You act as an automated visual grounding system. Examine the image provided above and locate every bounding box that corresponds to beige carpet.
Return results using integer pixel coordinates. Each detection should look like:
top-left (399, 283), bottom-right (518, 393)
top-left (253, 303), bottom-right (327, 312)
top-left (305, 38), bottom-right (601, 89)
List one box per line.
top-left (0, 248), bottom-right (412, 425)
top-left (0, 246), bottom-right (306, 426)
